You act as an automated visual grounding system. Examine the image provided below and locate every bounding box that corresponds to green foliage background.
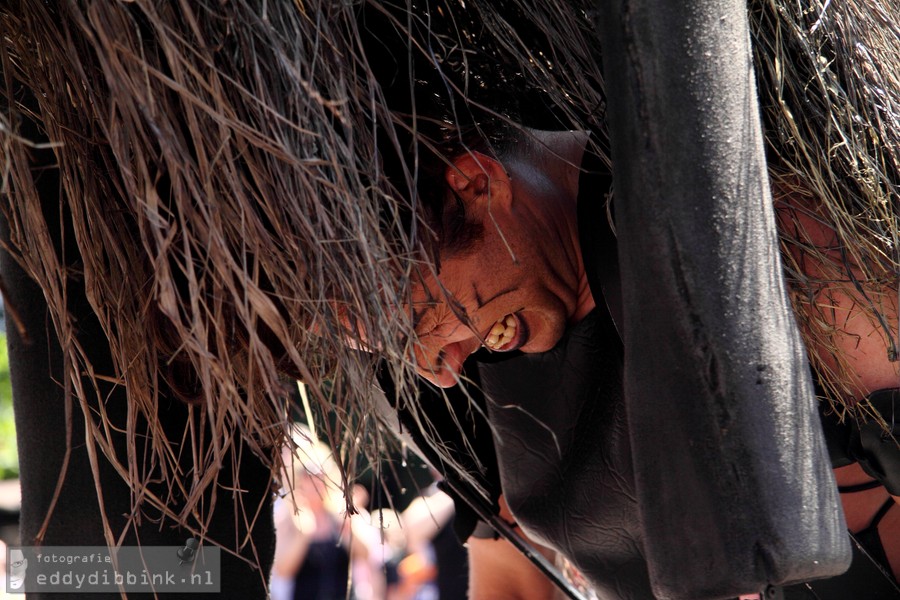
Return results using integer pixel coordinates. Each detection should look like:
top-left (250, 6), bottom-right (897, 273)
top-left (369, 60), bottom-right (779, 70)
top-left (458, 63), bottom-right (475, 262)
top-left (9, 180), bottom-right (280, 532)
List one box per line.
top-left (0, 332), bottom-right (19, 479)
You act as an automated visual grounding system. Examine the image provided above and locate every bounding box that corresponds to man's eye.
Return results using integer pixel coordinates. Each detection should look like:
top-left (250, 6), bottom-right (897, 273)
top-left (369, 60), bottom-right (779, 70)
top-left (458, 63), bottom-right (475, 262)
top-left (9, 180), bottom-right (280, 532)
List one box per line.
top-left (411, 302), bottom-right (440, 332)
top-left (414, 314), bottom-right (438, 337)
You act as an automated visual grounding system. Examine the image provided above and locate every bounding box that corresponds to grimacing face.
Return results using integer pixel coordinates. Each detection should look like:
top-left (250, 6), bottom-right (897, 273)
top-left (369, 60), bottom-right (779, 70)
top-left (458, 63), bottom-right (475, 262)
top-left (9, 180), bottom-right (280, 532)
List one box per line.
top-left (410, 151), bottom-right (593, 387)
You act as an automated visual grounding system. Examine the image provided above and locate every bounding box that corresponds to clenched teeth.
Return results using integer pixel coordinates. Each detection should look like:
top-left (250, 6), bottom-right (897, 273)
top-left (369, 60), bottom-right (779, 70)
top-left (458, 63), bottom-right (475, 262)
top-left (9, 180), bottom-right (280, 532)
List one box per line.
top-left (485, 314), bottom-right (517, 350)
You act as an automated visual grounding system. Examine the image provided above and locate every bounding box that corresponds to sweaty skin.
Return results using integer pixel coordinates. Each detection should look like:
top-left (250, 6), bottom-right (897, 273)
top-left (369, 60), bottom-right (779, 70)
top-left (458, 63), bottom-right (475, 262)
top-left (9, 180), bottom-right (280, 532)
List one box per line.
top-left (467, 498), bottom-right (559, 600)
top-left (412, 132), bottom-right (595, 387)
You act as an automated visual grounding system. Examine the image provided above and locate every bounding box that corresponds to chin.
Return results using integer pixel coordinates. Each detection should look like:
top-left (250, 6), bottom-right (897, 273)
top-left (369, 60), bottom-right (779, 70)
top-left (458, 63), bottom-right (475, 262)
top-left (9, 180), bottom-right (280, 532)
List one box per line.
top-left (521, 314), bottom-right (567, 353)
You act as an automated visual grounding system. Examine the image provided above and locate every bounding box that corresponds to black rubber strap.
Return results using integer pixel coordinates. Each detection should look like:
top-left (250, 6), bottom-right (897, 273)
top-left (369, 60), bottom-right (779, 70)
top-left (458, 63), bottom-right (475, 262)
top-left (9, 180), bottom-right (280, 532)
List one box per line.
top-left (838, 480), bottom-right (886, 493)
top-left (869, 497), bottom-right (896, 530)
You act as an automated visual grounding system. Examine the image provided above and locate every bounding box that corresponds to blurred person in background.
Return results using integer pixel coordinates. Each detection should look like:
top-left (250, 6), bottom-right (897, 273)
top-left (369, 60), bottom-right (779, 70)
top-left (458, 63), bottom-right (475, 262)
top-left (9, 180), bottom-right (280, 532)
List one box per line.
top-left (271, 427), bottom-right (372, 600)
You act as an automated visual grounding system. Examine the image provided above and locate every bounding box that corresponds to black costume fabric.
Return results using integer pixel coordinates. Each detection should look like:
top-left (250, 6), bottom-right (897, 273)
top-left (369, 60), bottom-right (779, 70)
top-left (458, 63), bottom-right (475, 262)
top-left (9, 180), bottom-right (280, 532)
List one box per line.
top-left (291, 529), bottom-right (350, 600)
top-left (477, 308), bottom-right (651, 598)
top-left (471, 145), bottom-right (653, 598)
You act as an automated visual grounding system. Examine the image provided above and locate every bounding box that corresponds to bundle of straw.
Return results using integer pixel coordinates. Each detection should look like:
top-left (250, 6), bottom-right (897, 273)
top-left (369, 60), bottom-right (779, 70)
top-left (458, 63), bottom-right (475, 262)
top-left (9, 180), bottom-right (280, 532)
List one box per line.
top-left (0, 0), bottom-right (424, 537)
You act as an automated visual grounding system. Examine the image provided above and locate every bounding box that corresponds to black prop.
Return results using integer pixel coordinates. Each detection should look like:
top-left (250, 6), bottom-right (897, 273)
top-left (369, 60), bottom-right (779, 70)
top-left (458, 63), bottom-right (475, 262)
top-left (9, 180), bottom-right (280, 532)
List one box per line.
top-left (593, 0), bottom-right (851, 597)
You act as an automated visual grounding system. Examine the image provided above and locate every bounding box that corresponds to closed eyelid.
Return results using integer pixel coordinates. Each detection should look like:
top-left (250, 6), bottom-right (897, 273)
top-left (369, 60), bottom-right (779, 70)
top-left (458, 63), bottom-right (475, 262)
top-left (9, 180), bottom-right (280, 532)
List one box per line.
top-left (412, 303), bottom-right (438, 331)
top-left (413, 303), bottom-right (471, 340)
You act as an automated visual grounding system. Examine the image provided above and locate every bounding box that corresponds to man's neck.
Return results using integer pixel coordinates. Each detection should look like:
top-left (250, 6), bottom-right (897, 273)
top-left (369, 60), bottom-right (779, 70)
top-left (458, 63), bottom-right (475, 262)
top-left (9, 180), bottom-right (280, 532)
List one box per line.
top-left (507, 129), bottom-right (596, 323)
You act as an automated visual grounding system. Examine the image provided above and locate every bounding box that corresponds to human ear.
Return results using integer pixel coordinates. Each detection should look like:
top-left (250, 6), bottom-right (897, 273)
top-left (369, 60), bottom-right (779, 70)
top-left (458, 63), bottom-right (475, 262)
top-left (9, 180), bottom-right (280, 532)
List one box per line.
top-left (445, 152), bottom-right (512, 211)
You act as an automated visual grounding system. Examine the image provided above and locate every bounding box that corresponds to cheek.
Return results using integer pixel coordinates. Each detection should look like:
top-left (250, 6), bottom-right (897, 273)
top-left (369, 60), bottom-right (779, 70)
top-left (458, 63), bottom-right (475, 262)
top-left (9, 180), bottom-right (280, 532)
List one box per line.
top-left (522, 301), bottom-right (570, 352)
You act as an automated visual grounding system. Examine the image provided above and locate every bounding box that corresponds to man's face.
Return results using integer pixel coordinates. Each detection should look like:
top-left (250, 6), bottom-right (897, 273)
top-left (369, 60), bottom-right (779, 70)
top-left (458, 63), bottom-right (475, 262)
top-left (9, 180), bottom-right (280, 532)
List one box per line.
top-left (411, 152), bottom-right (590, 387)
top-left (411, 249), bottom-right (575, 388)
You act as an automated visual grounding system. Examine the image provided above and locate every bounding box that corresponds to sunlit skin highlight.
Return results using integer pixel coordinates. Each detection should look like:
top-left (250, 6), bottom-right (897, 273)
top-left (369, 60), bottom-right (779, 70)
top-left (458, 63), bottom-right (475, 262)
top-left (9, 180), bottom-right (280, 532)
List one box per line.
top-left (411, 132), bottom-right (596, 387)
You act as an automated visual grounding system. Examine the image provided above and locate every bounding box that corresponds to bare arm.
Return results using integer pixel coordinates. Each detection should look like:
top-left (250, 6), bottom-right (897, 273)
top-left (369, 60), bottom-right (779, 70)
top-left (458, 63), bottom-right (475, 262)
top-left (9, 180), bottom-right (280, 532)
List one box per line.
top-left (271, 499), bottom-right (314, 579)
top-left (467, 496), bottom-right (559, 600)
